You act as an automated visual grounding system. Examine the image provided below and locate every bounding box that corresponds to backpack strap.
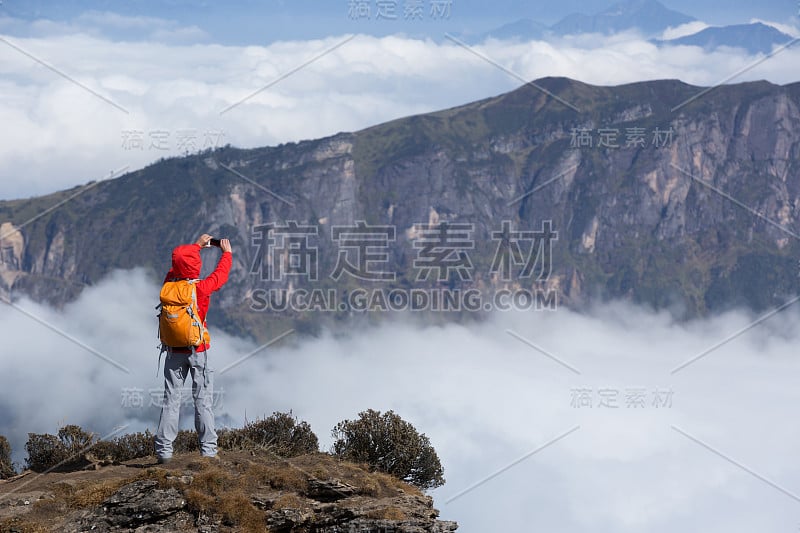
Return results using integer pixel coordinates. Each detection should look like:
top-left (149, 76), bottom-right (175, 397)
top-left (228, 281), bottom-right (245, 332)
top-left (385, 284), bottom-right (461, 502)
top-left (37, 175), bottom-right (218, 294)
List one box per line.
top-left (186, 280), bottom-right (207, 347)
top-left (155, 302), bottom-right (165, 376)
top-left (156, 344), bottom-right (166, 377)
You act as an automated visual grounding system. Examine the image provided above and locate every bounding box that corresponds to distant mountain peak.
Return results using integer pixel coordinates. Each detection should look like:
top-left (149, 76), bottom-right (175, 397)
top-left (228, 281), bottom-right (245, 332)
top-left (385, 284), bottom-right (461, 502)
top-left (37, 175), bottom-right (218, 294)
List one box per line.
top-left (478, 0), bottom-right (695, 42)
top-left (552, 0), bottom-right (695, 36)
top-left (655, 21), bottom-right (795, 54)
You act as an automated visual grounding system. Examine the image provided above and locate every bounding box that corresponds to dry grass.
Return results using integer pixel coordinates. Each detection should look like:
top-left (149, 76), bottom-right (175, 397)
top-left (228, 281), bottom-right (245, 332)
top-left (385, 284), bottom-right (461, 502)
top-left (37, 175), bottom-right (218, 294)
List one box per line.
top-left (1, 450), bottom-right (423, 533)
top-left (217, 489), bottom-right (265, 531)
top-left (63, 478), bottom-right (131, 508)
top-left (139, 467), bottom-right (173, 488)
top-left (0, 518), bottom-right (51, 533)
top-left (188, 466), bottom-right (236, 496)
top-left (248, 463), bottom-right (307, 492)
top-left (0, 468), bottom-right (174, 532)
top-left (0, 477), bottom-right (136, 532)
top-left (272, 493), bottom-right (305, 510)
top-left (287, 454), bottom-right (421, 498)
top-left (366, 506), bottom-right (407, 520)
top-left (183, 487), bottom-right (216, 514)
top-left (183, 464), bottom-right (268, 532)
top-left (372, 470), bottom-right (419, 496)
top-left (175, 453), bottom-right (419, 531)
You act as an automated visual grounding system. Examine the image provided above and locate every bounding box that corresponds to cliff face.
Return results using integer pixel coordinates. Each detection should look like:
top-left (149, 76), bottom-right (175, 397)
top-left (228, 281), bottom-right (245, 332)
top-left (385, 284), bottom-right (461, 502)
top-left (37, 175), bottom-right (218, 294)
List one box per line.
top-left (1, 77), bottom-right (799, 338)
top-left (0, 451), bottom-right (458, 532)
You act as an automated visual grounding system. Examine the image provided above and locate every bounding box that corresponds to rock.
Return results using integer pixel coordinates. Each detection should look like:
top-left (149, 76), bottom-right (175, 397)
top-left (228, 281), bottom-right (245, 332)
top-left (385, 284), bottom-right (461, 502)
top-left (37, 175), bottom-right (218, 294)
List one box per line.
top-left (267, 507), bottom-right (313, 531)
top-left (307, 478), bottom-right (358, 501)
top-left (250, 491), bottom-right (279, 510)
top-left (61, 480), bottom-right (188, 532)
top-left (102, 480), bottom-right (186, 527)
top-left (266, 492), bottom-right (457, 533)
top-left (165, 473), bottom-right (193, 485)
top-left (50, 460), bottom-right (458, 532)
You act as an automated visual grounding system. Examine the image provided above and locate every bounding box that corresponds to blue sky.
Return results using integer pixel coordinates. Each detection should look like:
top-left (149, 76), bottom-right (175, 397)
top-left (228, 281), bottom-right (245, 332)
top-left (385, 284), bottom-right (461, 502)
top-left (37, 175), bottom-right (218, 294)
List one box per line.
top-left (1, 0), bottom-right (797, 43)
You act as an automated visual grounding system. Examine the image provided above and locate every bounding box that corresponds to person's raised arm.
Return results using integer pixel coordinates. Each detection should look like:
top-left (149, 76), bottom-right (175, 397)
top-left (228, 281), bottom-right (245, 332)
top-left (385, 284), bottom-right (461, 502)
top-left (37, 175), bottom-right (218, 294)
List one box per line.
top-left (197, 238), bottom-right (232, 293)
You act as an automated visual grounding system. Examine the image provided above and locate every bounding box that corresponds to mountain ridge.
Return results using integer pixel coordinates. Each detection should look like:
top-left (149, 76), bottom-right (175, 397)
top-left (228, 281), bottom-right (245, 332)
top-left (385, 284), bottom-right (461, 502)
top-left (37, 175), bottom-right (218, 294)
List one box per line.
top-left (1, 76), bottom-right (799, 340)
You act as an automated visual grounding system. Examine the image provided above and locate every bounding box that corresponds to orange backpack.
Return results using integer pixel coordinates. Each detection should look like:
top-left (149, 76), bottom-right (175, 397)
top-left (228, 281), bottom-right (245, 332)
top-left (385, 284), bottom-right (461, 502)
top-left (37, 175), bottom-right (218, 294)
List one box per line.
top-left (157, 280), bottom-right (208, 348)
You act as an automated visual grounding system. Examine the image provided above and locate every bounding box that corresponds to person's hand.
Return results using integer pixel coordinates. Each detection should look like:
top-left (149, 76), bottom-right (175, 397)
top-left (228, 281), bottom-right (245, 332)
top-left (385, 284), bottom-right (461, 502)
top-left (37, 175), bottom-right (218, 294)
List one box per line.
top-left (220, 239), bottom-right (232, 253)
top-left (195, 234), bottom-right (213, 247)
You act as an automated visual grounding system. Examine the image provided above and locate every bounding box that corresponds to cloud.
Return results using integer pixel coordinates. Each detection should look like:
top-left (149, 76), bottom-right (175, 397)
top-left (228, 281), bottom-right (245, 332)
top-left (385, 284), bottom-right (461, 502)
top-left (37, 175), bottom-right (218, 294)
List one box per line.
top-left (74, 11), bottom-right (185, 32)
top-left (660, 21), bottom-right (711, 40)
top-left (749, 18), bottom-right (800, 38)
top-left (0, 11), bottom-right (210, 44)
top-left (0, 19), bottom-right (799, 200)
top-left (1, 269), bottom-right (799, 531)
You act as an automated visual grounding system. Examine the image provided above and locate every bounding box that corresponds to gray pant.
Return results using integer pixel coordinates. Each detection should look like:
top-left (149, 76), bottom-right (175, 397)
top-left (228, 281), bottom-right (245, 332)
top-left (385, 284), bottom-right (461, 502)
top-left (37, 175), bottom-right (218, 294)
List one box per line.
top-left (155, 349), bottom-right (217, 458)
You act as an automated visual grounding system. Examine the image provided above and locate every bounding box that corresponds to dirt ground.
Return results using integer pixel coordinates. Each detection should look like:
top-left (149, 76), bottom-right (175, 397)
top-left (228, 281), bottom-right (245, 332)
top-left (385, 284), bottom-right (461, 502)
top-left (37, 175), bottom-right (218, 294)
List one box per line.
top-left (0, 455), bottom-right (163, 521)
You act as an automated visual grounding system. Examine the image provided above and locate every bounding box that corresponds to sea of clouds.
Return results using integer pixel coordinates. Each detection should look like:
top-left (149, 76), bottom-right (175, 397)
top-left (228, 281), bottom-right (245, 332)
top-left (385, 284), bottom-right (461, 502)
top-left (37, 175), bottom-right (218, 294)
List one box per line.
top-left (1, 269), bottom-right (799, 532)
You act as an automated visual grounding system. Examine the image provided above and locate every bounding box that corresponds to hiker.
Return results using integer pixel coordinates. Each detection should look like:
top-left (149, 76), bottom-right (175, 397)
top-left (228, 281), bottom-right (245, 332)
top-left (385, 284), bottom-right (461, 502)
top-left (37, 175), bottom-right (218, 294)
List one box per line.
top-left (155, 234), bottom-right (232, 463)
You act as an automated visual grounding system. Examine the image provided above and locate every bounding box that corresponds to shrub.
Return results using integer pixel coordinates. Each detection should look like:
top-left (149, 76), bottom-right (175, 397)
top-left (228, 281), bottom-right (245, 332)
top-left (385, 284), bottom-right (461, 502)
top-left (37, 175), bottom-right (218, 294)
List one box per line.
top-left (220, 411), bottom-right (319, 457)
top-left (25, 425), bottom-right (96, 472)
top-left (25, 433), bottom-right (68, 472)
top-left (25, 426), bottom-right (156, 471)
top-left (331, 409), bottom-right (445, 490)
top-left (0, 435), bottom-right (14, 479)
top-left (57, 425), bottom-right (94, 455)
top-left (111, 430), bottom-right (155, 461)
top-left (21, 412), bottom-right (320, 470)
top-left (173, 429), bottom-right (200, 453)
top-left (91, 430), bottom-right (155, 462)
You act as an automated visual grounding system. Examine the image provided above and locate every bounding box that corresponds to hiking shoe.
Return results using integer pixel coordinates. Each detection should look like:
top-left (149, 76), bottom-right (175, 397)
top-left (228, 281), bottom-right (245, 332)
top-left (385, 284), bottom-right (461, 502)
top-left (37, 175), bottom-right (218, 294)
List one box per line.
top-left (157, 456), bottom-right (172, 465)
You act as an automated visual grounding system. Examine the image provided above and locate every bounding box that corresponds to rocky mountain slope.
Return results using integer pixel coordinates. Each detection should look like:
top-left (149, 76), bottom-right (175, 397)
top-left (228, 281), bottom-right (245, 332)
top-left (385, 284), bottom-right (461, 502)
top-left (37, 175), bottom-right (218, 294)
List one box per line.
top-left (1, 76), bottom-right (799, 339)
top-left (0, 450), bottom-right (457, 532)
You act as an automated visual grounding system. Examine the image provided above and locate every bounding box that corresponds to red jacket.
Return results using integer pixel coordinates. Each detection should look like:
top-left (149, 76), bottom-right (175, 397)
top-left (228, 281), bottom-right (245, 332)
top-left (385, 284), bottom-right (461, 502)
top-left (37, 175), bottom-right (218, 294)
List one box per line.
top-left (164, 244), bottom-right (232, 352)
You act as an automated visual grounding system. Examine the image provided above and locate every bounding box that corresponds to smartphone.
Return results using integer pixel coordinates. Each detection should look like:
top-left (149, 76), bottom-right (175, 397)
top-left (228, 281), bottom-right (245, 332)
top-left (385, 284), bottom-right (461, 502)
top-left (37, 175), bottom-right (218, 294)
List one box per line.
top-left (209, 238), bottom-right (221, 248)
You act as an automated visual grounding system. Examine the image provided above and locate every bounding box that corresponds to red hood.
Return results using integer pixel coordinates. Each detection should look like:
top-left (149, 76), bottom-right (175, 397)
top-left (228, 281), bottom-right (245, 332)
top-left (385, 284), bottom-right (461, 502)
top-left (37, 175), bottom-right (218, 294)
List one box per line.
top-left (170, 244), bottom-right (201, 279)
